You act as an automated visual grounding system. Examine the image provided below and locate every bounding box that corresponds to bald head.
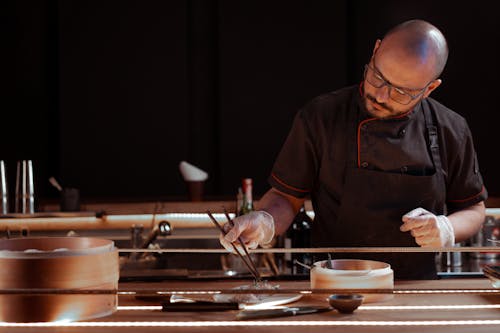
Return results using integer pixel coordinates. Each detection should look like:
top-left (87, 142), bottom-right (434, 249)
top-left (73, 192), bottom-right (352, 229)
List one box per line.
top-left (379, 20), bottom-right (449, 79)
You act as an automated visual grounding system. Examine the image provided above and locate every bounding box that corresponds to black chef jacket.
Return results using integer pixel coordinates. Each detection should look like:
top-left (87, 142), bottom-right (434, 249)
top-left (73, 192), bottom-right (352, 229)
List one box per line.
top-left (268, 84), bottom-right (487, 279)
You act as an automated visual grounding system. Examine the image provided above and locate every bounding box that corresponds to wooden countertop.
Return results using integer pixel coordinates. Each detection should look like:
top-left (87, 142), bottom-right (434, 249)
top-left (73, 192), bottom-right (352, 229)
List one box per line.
top-left (1, 278), bottom-right (498, 333)
top-left (0, 200), bottom-right (316, 231)
top-left (37, 199), bottom-right (316, 215)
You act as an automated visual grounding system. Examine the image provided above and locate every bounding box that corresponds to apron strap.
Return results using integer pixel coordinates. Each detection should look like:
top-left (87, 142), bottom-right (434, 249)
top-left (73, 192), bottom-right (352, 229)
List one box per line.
top-left (422, 101), bottom-right (443, 173)
top-left (421, 100), bottom-right (446, 215)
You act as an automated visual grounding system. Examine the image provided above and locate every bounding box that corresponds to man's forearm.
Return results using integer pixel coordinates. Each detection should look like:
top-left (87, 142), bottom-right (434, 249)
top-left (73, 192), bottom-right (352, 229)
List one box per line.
top-left (448, 201), bottom-right (485, 243)
top-left (256, 188), bottom-right (305, 236)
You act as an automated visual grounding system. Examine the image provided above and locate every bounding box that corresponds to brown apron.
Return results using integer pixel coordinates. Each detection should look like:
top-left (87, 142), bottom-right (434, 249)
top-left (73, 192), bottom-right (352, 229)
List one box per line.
top-left (311, 98), bottom-right (445, 279)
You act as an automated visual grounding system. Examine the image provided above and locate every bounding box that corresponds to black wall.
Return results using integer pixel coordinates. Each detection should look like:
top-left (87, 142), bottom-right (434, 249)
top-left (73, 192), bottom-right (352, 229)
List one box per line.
top-left (2, 0), bottom-right (499, 204)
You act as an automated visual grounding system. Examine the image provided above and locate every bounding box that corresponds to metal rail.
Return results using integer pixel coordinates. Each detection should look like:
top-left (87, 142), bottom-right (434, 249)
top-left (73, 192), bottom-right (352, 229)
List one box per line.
top-left (117, 246), bottom-right (500, 253)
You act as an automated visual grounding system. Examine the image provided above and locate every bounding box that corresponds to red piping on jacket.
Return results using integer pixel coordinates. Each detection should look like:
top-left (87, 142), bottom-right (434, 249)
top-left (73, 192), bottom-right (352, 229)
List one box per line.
top-left (271, 173), bottom-right (310, 193)
top-left (356, 88), bottom-right (414, 167)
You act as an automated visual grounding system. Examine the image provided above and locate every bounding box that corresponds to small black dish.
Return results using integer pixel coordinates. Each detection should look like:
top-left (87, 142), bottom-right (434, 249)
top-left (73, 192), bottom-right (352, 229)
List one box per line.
top-left (328, 294), bottom-right (364, 314)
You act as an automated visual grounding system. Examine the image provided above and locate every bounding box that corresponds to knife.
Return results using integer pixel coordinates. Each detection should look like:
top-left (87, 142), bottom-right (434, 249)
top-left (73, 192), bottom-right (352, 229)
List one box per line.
top-left (162, 301), bottom-right (240, 312)
top-left (236, 306), bottom-right (332, 320)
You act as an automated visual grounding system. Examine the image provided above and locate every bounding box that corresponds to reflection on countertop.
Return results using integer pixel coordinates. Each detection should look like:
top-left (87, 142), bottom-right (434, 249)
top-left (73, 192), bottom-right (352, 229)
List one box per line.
top-left (438, 252), bottom-right (499, 277)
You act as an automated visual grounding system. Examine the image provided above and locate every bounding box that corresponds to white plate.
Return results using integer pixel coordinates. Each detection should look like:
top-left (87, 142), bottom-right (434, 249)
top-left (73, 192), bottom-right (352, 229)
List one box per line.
top-left (170, 292), bottom-right (302, 308)
top-left (212, 283), bottom-right (302, 306)
top-left (213, 292), bottom-right (302, 307)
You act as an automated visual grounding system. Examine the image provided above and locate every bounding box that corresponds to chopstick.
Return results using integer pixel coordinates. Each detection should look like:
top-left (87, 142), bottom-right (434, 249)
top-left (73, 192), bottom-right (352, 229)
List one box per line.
top-left (327, 253), bottom-right (333, 269)
top-left (222, 207), bottom-right (262, 279)
top-left (206, 210), bottom-right (261, 281)
top-left (483, 265), bottom-right (500, 279)
top-left (206, 210), bottom-right (262, 281)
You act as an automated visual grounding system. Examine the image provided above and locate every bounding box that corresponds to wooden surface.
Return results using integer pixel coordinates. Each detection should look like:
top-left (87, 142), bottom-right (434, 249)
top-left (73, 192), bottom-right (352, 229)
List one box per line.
top-left (37, 200), bottom-right (316, 215)
top-left (0, 200), bottom-right (316, 231)
top-left (1, 278), bottom-right (498, 333)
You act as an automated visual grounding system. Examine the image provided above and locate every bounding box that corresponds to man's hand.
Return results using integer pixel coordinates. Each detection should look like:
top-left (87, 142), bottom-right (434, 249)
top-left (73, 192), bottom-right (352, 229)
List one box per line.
top-left (219, 210), bottom-right (275, 254)
top-left (400, 207), bottom-right (455, 247)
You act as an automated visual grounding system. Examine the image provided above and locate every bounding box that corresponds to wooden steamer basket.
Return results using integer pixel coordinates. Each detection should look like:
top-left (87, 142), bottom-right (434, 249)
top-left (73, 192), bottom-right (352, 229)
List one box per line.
top-left (310, 259), bottom-right (394, 303)
top-left (0, 237), bottom-right (119, 322)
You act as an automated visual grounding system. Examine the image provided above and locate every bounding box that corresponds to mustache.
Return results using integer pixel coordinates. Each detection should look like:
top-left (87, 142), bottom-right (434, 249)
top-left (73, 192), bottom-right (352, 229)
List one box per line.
top-left (365, 94), bottom-right (394, 113)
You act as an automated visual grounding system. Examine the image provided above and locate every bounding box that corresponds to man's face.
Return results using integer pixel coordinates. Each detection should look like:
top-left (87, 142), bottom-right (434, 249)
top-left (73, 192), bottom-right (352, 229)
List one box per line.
top-left (363, 59), bottom-right (429, 118)
top-left (362, 42), bottom-right (439, 119)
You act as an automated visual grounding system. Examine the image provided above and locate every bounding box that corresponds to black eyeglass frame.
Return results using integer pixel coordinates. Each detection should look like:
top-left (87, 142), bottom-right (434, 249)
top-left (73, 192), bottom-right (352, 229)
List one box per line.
top-left (363, 63), bottom-right (433, 105)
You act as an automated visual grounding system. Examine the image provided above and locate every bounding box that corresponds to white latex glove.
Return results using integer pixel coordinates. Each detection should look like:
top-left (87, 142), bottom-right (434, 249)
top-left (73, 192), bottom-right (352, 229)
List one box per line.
top-left (400, 207), bottom-right (455, 247)
top-left (219, 210), bottom-right (275, 254)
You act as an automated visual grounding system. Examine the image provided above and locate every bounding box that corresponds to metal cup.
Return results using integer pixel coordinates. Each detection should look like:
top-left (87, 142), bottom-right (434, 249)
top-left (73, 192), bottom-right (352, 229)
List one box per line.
top-left (0, 161), bottom-right (8, 215)
top-left (444, 243), bottom-right (462, 268)
top-left (60, 187), bottom-right (81, 212)
top-left (185, 180), bottom-right (204, 202)
top-left (15, 160), bottom-right (35, 214)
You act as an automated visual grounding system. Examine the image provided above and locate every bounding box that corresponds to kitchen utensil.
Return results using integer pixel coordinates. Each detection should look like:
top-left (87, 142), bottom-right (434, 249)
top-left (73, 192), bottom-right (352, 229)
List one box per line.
top-left (327, 253), bottom-right (333, 268)
top-left (162, 300), bottom-right (240, 311)
top-left (48, 176), bottom-right (63, 192)
top-left (237, 306), bottom-right (332, 320)
top-left (15, 160), bottom-right (34, 214)
top-left (328, 294), bottom-right (364, 313)
top-left (48, 177), bottom-right (81, 212)
top-left (222, 207), bottom-right (264, 275)
top-left (471, 216), bottom-right (500, 259)
top-left (0, 161), bottom-right (7, 214)
top-left (61, 187), bottom-right (81, 211)
top-left (207, 210), bottom-right (261, 282)
top-left (141, 221), bottom-right (171, 247)
top-left (212, 283), bottom-right (302, 306)
top-left (0, 237), bottom-right (119, 322)
top-left (310, 259), bottom-right (393, 303)
top-left (482, 265), bottom-right (500, 288)
top-left (294, 259), bottom-right (312, 270)
top-left (179, 161), bottom-right (208, 201)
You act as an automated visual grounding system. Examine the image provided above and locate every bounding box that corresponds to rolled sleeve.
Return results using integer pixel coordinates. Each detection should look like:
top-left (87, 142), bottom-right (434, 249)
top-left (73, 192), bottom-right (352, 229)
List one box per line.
top-left (446, 124), bottom-right (488, 211)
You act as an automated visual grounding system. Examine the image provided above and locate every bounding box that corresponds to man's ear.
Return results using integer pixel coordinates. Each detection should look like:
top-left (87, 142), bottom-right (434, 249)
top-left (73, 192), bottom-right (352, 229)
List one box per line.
top-left (423, 79), bottom-right (442, 98)
top-left (372, 39), bottom-right (382, 57)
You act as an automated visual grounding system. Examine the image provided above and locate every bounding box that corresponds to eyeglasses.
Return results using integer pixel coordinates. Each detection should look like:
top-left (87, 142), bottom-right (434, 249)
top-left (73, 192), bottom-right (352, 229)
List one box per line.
top-left (364, 63), bottom-right (431, 105)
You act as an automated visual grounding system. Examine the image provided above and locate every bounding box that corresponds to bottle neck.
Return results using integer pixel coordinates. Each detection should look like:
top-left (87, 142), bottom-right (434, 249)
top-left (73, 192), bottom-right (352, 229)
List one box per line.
top-left (239, 178), bottom-right (254, 215)
top-left (243, 185), bottom-right (253, 205)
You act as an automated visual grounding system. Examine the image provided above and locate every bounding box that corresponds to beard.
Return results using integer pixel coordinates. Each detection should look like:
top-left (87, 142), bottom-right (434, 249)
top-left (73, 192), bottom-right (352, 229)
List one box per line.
top-left (364, 93), bottom-right (396, 117)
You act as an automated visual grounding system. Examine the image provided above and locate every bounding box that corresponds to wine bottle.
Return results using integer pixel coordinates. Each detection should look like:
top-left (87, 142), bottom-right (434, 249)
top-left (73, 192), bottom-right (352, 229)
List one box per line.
top-left (238, 178), bottom-right (254, 216)
top-left (290, 205), bottom-right (312, 275)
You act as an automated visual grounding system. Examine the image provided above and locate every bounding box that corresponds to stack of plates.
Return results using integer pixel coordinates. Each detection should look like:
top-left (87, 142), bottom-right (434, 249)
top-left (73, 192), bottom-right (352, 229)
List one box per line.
top-left (483, 264), bottom-right (500, 288)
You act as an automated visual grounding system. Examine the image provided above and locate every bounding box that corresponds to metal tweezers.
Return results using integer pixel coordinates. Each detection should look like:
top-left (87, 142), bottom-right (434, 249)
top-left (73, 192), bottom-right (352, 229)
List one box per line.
top-left (206, 209), bottom-right (262, 282)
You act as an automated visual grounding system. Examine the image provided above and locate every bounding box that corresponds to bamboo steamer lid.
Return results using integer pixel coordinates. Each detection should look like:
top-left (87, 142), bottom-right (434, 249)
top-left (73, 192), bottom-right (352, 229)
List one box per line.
top-left (310, 259), bottom-right (394, 303)
top-left (0, 237), bottom-right (119, 322)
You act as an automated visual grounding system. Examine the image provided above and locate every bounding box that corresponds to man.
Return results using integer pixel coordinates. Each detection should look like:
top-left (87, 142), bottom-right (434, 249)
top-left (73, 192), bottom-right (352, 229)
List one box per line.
top-left (220, 19), bottom-right (487, 279)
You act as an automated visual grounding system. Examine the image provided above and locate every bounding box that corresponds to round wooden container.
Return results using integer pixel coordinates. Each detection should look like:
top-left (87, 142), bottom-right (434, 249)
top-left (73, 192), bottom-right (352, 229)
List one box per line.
top-left (310, 259), bottom-right (394, 303)
top-left (0, 237), bottom-right (119, 322)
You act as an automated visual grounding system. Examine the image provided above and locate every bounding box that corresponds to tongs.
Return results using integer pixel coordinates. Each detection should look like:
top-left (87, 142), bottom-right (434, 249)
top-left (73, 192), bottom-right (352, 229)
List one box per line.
top-left (207, 209), bottom-right (262, 283)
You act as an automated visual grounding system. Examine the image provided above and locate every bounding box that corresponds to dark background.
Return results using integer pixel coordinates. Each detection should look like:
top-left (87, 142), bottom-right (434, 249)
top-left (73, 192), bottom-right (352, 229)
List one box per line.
top-left (2, 0), bottom-right (499, 205)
